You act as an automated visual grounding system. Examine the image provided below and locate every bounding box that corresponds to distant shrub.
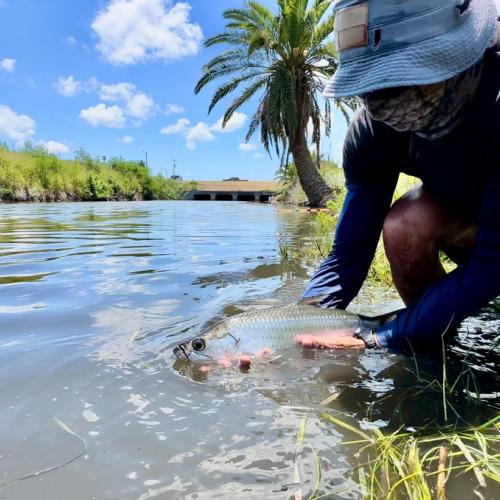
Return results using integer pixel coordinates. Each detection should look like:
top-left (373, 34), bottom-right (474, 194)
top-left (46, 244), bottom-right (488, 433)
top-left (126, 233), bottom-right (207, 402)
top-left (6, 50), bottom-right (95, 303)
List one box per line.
top-left (0, 148), bottom-right (192, 203)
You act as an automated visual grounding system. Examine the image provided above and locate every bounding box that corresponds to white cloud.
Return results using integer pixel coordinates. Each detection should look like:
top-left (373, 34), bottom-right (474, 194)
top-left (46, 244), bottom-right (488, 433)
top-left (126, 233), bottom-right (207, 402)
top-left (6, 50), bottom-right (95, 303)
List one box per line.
top-left (0, 58), bottom-right (16, 73)
top-left (99, 82), bottom-right (135, 102)
top-left (118, 135), bottom-right (135, 143)
top-left (55, 75), bottom-right (98, 97)
top-left (79, 103), bottom-right (125, 128)
top-left (39, 140), bottom-right (70, 154)
top-left (186, 122), bottom-right (215, 150)
top-left (212, 112), bottom-right (247, 133)
top-left (56, 75), bottom-right (80, 96)
top-left (126, 93), bottom-right (154, 119)
top-left (65, 36), bottom-right (76, 45)
top-left (239, 142), bottom-right (257, 152)
top-left (161, 112), bottom-right (248, 149)
top-left (161, 118), bottom-right (190, 135)
top-left (78, 81), bottom-right (155, 129)
top-left (166, 103), bottom-right (184, 114)
top-left (0, 105), bottom-right (36, 143)
top-left (253, 153), bottom-right (265, 159)
top-left (91, 0), bottom-right (203, 65)
top-left (99, 82), bottom-right (154, 120)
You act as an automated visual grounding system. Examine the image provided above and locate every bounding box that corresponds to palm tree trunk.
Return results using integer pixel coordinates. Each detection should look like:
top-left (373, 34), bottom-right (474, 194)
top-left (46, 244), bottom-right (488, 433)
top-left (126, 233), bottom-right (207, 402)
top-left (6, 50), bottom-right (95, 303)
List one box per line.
top-left (290, 133), bottom-right (333, 207)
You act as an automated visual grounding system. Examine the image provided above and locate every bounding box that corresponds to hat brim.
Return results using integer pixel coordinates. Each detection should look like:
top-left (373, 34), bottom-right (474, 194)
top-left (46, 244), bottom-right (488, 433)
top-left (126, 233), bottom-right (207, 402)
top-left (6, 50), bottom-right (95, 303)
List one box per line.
top-left (324, 0), bottom-right (498, 98)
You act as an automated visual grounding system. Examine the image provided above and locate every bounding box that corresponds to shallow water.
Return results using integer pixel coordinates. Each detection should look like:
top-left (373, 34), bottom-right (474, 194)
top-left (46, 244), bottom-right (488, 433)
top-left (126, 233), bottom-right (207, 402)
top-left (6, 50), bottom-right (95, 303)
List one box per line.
top-left (0, 201), bottom-right (498, 499)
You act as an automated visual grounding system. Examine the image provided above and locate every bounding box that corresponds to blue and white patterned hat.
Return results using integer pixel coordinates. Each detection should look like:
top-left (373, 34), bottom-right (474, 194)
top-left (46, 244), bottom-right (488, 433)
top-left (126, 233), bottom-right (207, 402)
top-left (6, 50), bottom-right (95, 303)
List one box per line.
top-left (324, 0), bottom-right (499, 98)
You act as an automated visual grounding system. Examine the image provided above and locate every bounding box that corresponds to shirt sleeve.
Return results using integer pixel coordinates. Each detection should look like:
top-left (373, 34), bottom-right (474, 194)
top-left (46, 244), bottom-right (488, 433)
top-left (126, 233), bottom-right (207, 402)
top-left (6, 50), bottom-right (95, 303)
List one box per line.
top-left (302, 110), bottom-right (400, 308)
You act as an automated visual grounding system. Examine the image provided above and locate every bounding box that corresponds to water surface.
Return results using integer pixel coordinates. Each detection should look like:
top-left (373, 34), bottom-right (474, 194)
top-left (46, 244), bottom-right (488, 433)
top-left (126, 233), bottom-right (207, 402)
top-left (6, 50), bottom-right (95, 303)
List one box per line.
top-left (0, 201), bottom-right (498, 499)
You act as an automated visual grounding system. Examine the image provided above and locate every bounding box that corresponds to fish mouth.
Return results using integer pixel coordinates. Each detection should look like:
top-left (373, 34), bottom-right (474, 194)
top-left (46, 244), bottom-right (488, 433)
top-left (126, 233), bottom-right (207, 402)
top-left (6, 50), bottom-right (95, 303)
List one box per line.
top-left (173, 344), bottom-right (191, 361)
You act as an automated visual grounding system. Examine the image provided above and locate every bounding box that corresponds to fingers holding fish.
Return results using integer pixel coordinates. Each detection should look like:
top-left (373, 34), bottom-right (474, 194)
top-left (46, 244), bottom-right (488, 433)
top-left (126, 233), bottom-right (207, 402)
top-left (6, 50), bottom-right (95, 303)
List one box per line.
top-left (207, 347), bottom-right (276, 370)
top-left (256, 347), bottom-right (273, 358)
top-left (238, 354), bottom-right (252, 369)
top-left (239, 347), bottom-right (274, 368)
top-left (217, 356), bottom-right (233, 369)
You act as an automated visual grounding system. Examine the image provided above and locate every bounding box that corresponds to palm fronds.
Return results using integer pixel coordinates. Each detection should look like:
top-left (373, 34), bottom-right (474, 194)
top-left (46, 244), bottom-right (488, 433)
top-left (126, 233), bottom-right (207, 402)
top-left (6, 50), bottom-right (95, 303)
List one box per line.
top-left (195, 0), bottom-right (354, 205)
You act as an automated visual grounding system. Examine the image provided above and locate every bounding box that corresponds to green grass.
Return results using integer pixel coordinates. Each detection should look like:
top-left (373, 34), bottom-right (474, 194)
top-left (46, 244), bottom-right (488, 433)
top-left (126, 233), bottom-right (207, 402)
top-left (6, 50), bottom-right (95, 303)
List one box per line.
top-left (304, 349), bottom-right (500, 500)
top-left (291, 401), bottom-right (500, 500)
top-left (320, 412), bottom-right (500, 500)
top-left (0, 143), bottom-right (196, 202)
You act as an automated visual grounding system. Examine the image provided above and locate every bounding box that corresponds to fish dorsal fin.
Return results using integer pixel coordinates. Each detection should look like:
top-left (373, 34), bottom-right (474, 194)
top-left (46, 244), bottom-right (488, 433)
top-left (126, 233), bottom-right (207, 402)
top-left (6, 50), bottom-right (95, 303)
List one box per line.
top-left (297, 295), bottom-right (329, 306)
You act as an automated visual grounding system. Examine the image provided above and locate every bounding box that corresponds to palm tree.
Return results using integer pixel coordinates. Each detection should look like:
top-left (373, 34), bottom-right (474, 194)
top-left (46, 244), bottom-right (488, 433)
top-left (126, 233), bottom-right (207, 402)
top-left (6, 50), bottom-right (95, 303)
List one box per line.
top-left (195, 0), bottom-right (354, 207)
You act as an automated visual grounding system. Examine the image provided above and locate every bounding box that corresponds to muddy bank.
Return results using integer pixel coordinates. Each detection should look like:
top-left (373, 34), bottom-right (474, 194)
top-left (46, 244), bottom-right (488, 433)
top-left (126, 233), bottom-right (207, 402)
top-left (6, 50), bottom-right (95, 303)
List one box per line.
top-left (0, 188), bottom-right (147, 203)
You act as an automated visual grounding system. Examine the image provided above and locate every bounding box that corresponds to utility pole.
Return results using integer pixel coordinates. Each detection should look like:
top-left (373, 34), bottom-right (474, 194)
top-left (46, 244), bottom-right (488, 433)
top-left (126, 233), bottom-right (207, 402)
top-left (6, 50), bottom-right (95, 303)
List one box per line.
top-left (142, 150), bottom-right (148, 167)
top-left (172, 159), bottom-right (176, 178)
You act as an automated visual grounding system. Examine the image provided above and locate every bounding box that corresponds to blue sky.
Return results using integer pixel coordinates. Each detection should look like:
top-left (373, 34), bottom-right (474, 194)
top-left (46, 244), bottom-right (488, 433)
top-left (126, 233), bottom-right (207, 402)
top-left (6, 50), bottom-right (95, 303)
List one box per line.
top-left (0, 0), bottom-right (498, 180)
top-left (0, 0), bottom-right (348, 181)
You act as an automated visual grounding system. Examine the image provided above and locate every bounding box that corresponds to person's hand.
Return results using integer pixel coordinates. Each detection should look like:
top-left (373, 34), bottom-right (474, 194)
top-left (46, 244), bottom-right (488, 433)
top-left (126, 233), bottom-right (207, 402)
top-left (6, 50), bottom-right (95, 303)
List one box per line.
top-left (295, 330), bottom-right (365, 349)
top-left (199, 347), bottom-right (274, 371)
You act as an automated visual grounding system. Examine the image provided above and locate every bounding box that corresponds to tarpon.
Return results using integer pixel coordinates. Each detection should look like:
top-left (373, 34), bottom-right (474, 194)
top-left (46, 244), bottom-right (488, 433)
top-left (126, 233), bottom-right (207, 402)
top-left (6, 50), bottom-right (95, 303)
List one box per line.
top-left (173, 303), bottom-right (397, 361)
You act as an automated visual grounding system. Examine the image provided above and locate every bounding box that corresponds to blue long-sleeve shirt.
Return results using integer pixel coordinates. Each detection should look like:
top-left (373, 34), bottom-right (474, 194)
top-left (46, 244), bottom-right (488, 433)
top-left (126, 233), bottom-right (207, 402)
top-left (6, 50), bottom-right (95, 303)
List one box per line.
top-left (302, 49), bottom-right (500, 349)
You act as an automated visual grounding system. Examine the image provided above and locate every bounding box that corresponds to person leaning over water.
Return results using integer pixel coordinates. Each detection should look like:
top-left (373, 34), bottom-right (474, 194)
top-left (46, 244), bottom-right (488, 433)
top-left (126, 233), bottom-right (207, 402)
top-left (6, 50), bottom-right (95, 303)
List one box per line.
top-left (301, 0), bottom-right (500, 350)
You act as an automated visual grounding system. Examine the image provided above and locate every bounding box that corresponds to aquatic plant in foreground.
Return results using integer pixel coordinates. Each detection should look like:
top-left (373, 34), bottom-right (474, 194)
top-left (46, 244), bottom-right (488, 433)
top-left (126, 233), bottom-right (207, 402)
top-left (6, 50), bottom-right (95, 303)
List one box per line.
top-left (320, 412), bottom-right (500, 500)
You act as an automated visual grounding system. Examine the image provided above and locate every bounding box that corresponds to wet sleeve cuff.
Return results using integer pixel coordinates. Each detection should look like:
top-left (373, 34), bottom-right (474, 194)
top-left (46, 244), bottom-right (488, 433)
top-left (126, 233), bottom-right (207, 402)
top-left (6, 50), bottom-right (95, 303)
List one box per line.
top-left (375, 323), bottom-right (396, 348)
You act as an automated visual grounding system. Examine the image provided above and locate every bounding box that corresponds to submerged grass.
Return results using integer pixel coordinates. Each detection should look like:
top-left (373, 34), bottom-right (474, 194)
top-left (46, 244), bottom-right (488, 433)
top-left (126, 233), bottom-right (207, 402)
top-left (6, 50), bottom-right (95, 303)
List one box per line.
top-left (294, 417), bottom-right (322, 500)
top-left (306, 349), bottom-right (500, 500)
top-left (0, 418), bottom-right (87, 491)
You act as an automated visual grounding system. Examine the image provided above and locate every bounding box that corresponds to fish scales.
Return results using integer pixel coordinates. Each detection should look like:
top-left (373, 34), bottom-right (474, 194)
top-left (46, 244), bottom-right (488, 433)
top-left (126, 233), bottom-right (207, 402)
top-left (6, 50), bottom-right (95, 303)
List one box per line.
top-left (223, 305), bottom-right (362, 351)
top-left (173, 303), bottom-right (381, 360)
top-left (227, 305), bottom-right (361, 327)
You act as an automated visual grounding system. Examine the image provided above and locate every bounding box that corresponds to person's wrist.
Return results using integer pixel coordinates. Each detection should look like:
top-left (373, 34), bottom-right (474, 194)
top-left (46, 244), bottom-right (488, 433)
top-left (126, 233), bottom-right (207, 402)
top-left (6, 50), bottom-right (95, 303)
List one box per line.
top-left (355, 328), bottom-right (382, 349)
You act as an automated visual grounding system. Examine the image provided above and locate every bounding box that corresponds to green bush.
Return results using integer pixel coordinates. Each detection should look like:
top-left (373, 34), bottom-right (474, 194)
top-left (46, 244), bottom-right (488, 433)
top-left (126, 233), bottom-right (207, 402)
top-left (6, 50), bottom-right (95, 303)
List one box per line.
top-left (0, 146), bottom-right (193, 202)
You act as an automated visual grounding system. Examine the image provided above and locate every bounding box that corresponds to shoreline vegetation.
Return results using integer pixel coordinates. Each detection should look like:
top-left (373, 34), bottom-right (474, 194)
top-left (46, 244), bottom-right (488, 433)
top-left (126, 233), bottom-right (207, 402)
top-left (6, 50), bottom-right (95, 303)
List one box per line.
top-left (0, 143), bottom-right (196, 203)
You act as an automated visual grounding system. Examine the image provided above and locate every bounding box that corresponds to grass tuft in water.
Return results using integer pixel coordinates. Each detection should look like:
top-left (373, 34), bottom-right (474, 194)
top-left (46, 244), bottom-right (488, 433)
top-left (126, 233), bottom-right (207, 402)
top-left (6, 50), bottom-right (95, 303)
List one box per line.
top-left (319, 412), bottom-right (500, 500)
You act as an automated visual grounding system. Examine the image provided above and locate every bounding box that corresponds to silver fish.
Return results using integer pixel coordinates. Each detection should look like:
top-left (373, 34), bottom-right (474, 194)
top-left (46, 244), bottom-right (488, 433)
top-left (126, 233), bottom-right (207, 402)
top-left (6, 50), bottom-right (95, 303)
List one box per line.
top-left (173, 304), bottom-right (396, 361)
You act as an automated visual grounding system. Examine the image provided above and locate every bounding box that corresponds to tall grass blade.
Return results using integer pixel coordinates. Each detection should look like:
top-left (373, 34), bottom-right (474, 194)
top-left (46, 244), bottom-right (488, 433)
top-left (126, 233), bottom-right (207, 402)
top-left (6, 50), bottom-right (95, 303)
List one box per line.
top-left (320, 412), bottom-right (370, 440)
top-left (454, 436), bottom-right (486, 488)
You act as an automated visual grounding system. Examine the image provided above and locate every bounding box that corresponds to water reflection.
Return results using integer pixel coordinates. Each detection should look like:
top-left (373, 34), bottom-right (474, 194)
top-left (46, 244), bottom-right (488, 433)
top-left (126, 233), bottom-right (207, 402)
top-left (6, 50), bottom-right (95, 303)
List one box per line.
top-left (0, 201), bottom-right (498, 499)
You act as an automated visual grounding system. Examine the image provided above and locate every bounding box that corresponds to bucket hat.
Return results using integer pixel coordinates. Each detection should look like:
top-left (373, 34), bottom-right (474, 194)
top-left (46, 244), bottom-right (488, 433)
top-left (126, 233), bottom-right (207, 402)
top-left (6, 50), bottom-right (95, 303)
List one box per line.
top-left (324, 0), bottom-right (499, 98)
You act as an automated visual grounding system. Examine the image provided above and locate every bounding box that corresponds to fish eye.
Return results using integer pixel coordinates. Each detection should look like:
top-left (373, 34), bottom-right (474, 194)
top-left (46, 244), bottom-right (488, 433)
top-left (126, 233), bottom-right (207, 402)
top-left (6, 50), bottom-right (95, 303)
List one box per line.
top-left (191, 338), bottom-right (206, 352)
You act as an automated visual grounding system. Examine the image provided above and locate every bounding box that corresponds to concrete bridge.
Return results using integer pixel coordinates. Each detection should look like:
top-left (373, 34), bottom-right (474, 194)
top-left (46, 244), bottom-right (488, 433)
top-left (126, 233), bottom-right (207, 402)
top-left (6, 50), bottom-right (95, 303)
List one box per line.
top-left (183, 181), bottom-right (279, 203)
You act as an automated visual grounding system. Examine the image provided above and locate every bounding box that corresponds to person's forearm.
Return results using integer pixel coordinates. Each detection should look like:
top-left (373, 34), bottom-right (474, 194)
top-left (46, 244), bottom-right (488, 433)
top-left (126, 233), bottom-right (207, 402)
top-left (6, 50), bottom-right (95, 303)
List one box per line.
top-left (302, 183), bottom-right (395, 308)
